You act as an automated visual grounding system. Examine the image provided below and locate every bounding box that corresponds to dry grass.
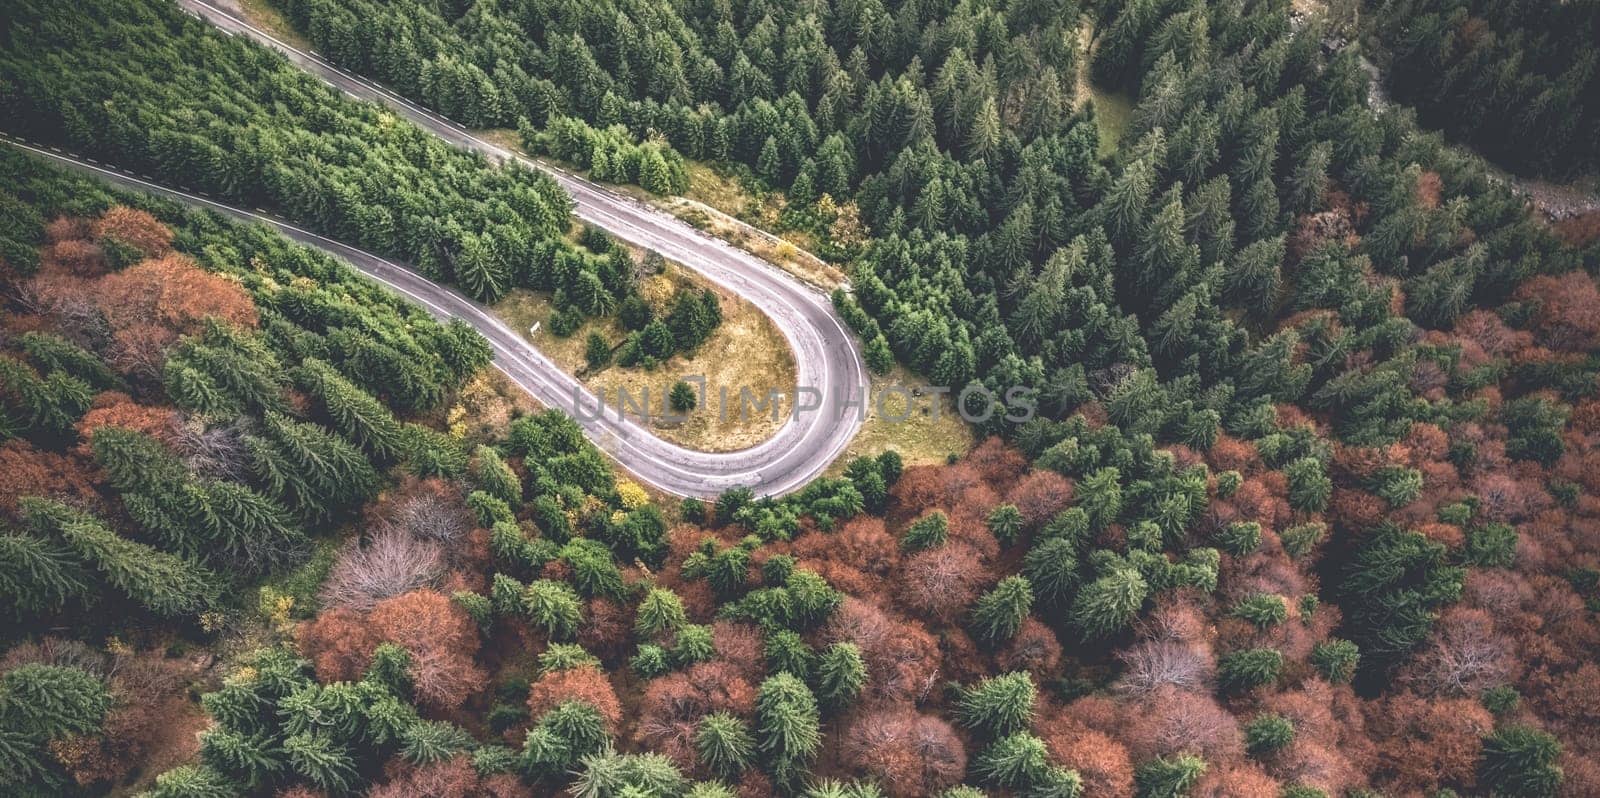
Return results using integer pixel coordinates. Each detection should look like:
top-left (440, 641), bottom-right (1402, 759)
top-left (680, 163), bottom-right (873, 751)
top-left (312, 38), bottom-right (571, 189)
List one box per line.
top-left (494, 261), bottom-right (797, 453)
top-left (825, 365), bottom-right (975, 476)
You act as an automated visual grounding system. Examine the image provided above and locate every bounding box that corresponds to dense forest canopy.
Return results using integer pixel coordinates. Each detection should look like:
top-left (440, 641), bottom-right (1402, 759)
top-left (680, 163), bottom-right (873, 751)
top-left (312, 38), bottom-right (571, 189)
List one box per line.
top-left (1367, 0), bottom-right (1600, 177)
top-left (0, 0), bottom-right (730, 368)
top-left (3, 0), bottom-right (1600, 795)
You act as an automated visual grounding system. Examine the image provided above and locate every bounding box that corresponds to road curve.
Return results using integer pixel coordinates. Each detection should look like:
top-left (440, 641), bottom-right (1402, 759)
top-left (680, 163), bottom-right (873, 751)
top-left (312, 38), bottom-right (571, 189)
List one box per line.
top-left (4, 133), bottom-right (864, 499)
top-left (160, 0), bottom-right (869, 498)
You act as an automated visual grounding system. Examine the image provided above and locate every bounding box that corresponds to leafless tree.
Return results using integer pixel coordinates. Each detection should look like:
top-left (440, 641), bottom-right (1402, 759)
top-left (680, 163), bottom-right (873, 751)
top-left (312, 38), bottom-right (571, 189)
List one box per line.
top-left (1401, 608), bottom-right (1514, 695)
top-left (319, 528), bottom-right (446, 611)
top-left (382, 487), bottom-right (472, 545)
top-left (1117, 639), bottom-right (1215, 696)
top-left (174, 417), bottom-right (250, 481)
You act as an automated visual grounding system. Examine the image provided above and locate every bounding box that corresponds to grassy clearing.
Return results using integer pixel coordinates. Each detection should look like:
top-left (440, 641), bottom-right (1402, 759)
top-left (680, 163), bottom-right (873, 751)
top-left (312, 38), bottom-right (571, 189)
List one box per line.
top-left (494, 260), bottom-right (798, 453)
top-left (1076, 20), bottom-right (1135, 157)
top-left (229, 0), bottom-right (313, 50)
top-left (826, 365), bottom-right (976, 476)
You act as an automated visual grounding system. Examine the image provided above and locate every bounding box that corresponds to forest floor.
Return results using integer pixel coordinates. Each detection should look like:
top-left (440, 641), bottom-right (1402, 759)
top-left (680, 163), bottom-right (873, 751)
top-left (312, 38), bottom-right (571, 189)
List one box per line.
top-left (1492, 169), bottom-right (1600, 221)
top-left (1075, 20), bottom-right (1135, 156)
top-left (493, 260), bottom-right (799, 453)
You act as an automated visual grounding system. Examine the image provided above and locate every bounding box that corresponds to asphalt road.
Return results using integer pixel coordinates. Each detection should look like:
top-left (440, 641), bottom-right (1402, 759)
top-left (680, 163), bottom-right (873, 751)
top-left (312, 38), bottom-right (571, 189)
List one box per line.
top-left (150, 0), bottom-right (869, 498)
top-left (3, 127), bottom-right (865, 498)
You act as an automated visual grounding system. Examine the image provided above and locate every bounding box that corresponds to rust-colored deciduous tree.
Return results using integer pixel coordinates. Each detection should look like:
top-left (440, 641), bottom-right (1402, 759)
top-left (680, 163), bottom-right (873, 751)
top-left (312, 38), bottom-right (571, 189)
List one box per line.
top-left (527, 665), bottom-right (623, 731)
top-left (92, 207), bottom-right (173, 261)
top-left (74, 393), bottom-right (178, 455)
top-left (841, 709), bottom-right (967, 797)
top-left (1191, 763), bottom-right (1281, 798)
top-left (966, 437), bottom-right (1030, 485)
top-left (995, 618), bottom-right (1063, 680)
top-left (1517, 271), bottom-right (1600, 352)
top-left (368, 590), bottom-right (487, 711)
top-left (824, 597), bottom-right (941, 705)
top-left (41, 238), bottom-right (105, 275)
top-left (635, 661), bottom-right (755, 768)
top-left (1006, 470), bottom-right (1075, 528)
top-left (1037, 709), bottom-right (1136, 797)
top-left (1123, 686), bottom-right (1245, 766)
top-left (96, 254), bottom-right (257, 335)
top-left (1399, 606), bottom-right (1516, 696)
top-left (368, 755), bottom-right (479, 798)
top-left (0, 440), bottom-right (100, 516)
top-left (1365, 693), bottom-right (1492, 795)
top-left (896, 542), bottom-right (989, 625)
top-left (712, 621), bottom-right (767, 684)
top-left (579, 597), bottom-right (634, 663)
top-left (297, 607), bottom-right (380, 684)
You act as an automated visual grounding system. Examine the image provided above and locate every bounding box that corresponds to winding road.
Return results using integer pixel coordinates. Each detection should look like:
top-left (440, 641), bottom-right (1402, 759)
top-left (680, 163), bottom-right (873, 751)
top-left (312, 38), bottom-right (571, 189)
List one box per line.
top-left (6, 0), bottom-right (870, 499)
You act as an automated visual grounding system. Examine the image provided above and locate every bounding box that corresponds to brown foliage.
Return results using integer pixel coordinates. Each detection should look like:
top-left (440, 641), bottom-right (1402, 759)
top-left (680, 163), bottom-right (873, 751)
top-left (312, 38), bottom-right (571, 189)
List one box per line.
top-left (712, 621), bottom-right (767, 684)
top-left (966, 436), bottom-right (1030, 485)
top-left (787, 515), bottom-right (899, 600)
top-left (736, 770), bottom-right (776, 798)
top-left (47, 651), bottom-right (194, 788)
top-left (93, 207), bottom-right (173, 261)
top-left (1547, 663), bottom-right (1600, 727)
top-left (895, 543), bottom-right (989, 624)
top-left (1287, 202), bottom-right (1360, 261)
top-left (41, 239), bottom-right (106, 276)
top-left (840, 709), bottom-right (967, 797)
top-left (366, 477), bottom-right (473, 546)
top-left (368, 590), bottom-right (486, 711)
top-left (44, 216), bottom-right (92, 244)
top-left (1006, 469), bottom-right (1075, 528)
top-left (1400, 606), bottom-right (1516, 695)
top-left (1365, 693), bottom-right (1492, 795)
top-left (74, 392), bottom-right (178, 455)
top-left (1518, 271), bottom-right (1600, 352)
top-left (636, 661), bottom-right (756, 768)
top-left (1415, 170), bottom-right (1444, 209)
top-left (824, 597), bottom-right (940, 705)
top-left (298, 607), bottom-right (380, 684)
top-left (368, 756), bottom-right (478, 798)
top-left (527, 665), bottom-right (623, 732)
top-left (1192, 763), bottom-right (1280, 798)
top-left (1205, 436), bottom-right (1265, 476)
top-left (1122, 686), bottom-right (1244, 765)
top-left (479, 774), bottom-right (534, 798)
top-left (96, 254), bottom-right (257, 335)
top-left (887, 465), bottom-right (952, 516)
top-left (1037, 709), bottom-right (1136, 797)
top-left (0, 439), bottom-right (99, 516)
top-left (1553, 209), bottom-right (1600, 248)
top-left (578, 597), bottom-right (634, 663)
top-left (994, 618), bottom-right (1062, 680)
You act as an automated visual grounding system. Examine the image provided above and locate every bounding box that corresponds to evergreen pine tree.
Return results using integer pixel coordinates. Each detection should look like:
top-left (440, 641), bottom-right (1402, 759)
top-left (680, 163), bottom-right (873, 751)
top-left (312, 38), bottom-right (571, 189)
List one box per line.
top-left (970, 576), bottom-right (1034, 643)
top-left (813, 643), bottom-right (866, 711)
top-left (958, 672), bottom-right (1036, 738)
top-left (755, 673), bottom-right (821, 788)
